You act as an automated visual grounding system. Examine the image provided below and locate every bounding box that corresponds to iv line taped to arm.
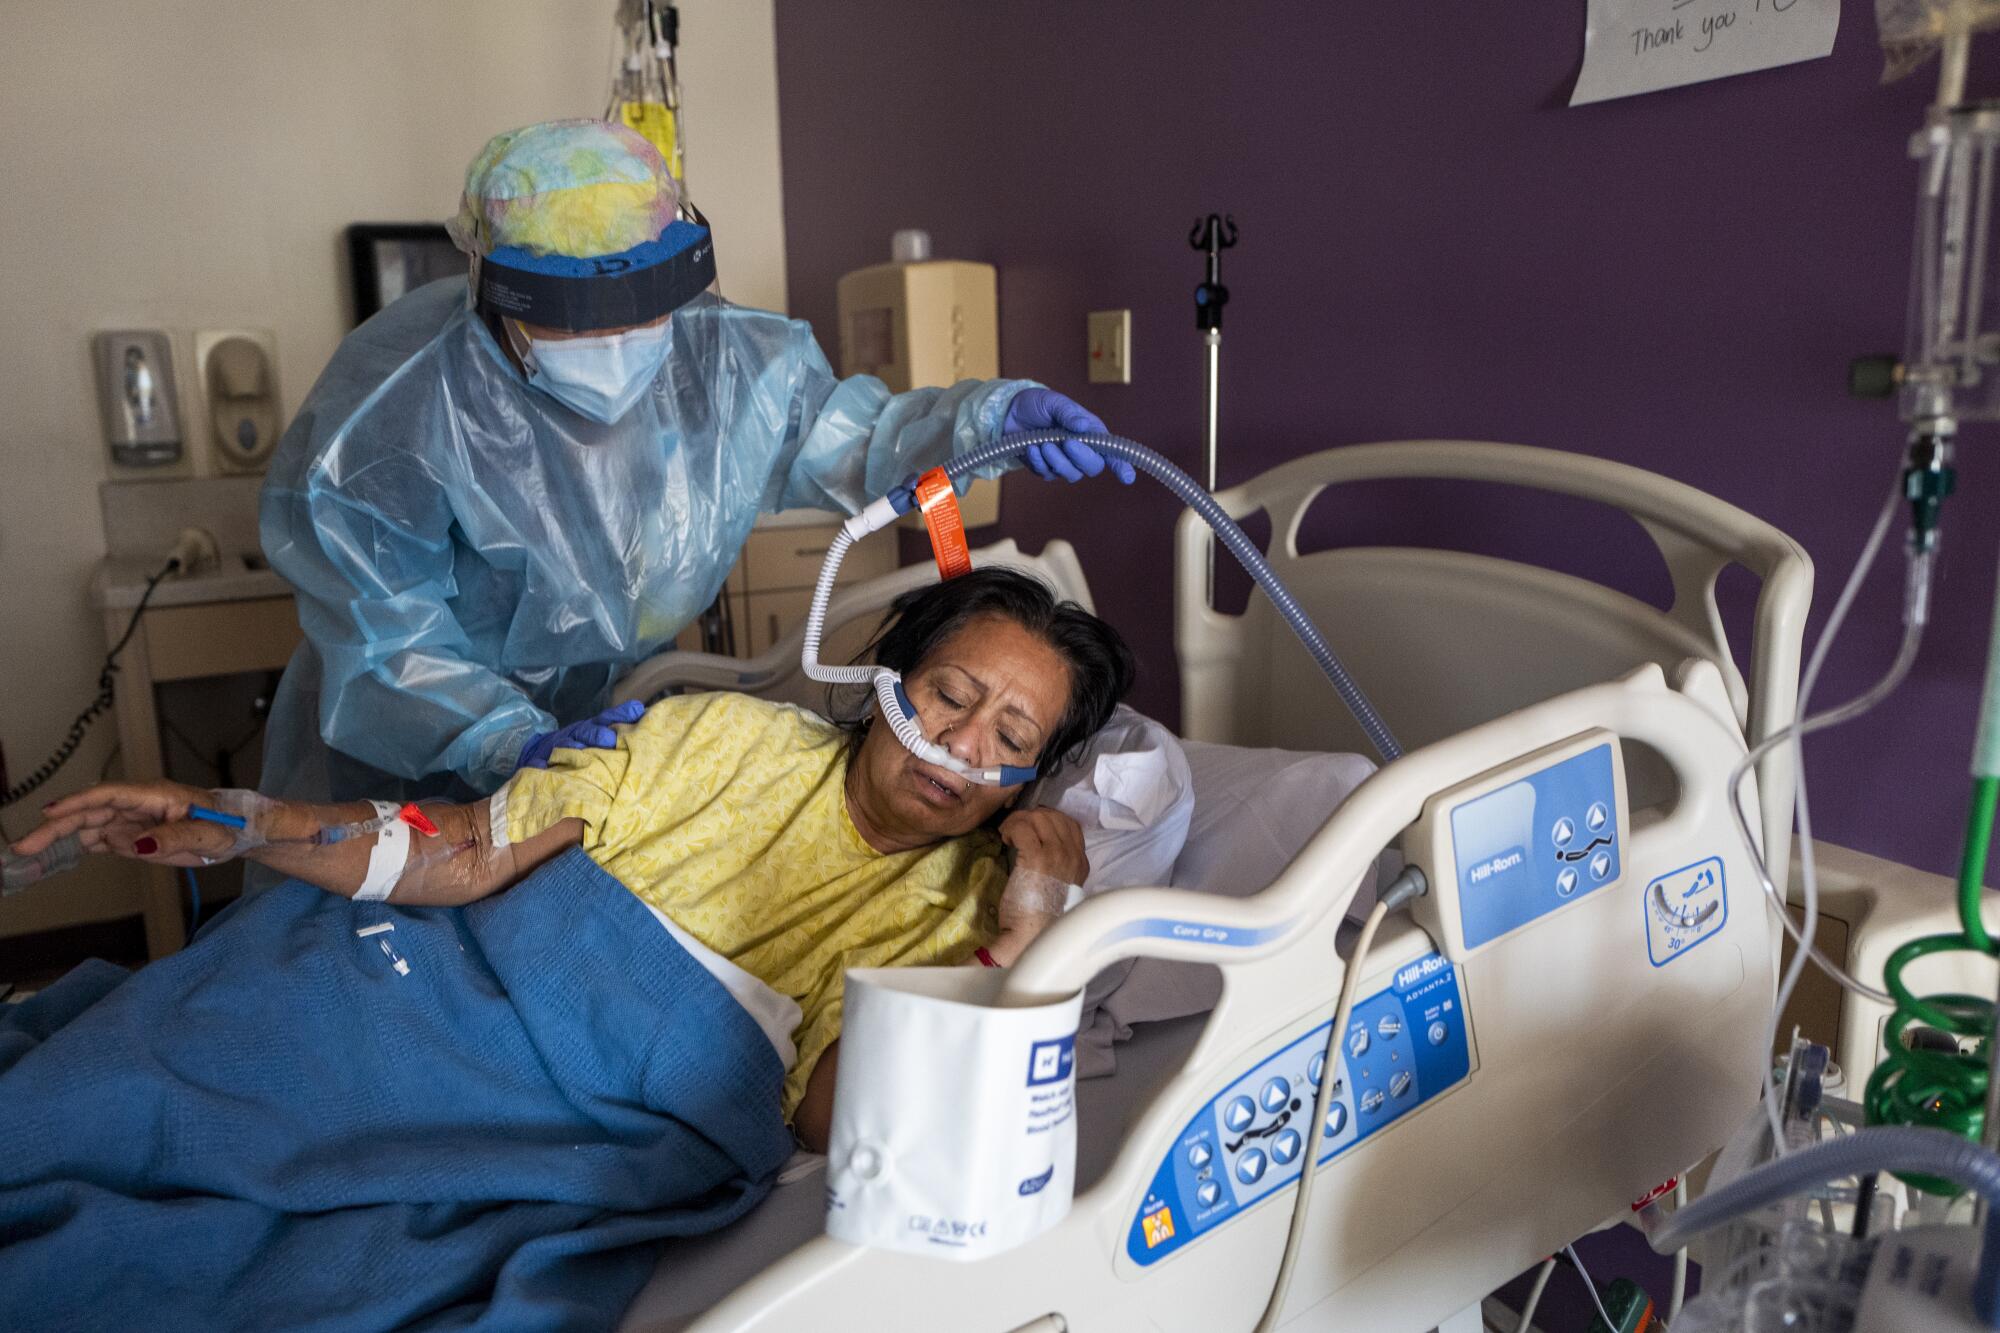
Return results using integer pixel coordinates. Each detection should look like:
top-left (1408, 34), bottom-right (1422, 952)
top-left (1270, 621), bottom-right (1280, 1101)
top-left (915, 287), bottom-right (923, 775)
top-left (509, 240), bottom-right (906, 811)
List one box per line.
top-left (203, 789), bottom-right (479, 902)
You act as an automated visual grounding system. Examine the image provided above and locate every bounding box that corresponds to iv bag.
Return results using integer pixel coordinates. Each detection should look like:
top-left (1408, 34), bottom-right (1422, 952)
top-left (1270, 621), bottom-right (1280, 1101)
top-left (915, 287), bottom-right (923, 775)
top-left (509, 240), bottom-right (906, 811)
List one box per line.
top-left (617, 102), bottom-right (680, 179)
top-left (1877, 0), bottom-right (2000, 82)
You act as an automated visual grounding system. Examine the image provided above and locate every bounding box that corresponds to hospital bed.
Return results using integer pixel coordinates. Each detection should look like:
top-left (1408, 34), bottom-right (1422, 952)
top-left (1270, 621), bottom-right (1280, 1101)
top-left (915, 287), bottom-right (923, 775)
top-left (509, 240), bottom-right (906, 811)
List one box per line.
top-left (612, 440), bottom-right (1813, 1332)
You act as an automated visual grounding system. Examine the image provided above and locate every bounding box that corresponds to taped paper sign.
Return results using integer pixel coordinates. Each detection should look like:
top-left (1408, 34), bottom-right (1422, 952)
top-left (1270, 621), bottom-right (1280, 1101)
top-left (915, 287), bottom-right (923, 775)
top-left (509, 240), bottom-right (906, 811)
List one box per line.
top-left (1571, 0), bottom-right (1839, 107)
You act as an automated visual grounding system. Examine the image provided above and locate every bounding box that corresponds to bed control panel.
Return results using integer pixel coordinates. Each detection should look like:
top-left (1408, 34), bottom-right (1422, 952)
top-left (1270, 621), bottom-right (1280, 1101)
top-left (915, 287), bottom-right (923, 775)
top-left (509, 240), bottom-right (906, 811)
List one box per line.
top-left (1405, 731), bottom-right (1630, 960)
top-left (1126, 952), bottom-right (1471, 1266)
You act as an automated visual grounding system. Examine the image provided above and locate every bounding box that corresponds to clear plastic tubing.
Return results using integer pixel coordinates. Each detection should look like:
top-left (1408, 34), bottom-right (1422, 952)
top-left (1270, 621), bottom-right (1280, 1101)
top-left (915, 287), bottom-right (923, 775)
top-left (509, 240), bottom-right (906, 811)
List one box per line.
top-left (311, 812), bottom-right (398, 846)
top-left (1646, 1125), bottom-right (2000, 1325)
top-left (2, 833), bottom-right (84, 895)
top-left (963, 431), bottom-right (1403, 763)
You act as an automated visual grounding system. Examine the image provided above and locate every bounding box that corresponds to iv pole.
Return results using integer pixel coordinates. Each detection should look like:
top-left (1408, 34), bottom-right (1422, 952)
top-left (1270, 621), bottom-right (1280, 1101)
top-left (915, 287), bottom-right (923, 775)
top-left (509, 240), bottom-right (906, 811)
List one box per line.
top-left (607, 3), bottom-right (736, 653)
top-left (1191, 214), bottom-right (1237, 601)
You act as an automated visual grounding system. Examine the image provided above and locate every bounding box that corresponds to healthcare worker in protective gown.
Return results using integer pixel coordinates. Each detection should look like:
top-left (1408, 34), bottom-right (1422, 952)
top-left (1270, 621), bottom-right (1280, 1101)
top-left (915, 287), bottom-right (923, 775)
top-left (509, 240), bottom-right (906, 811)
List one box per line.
top-left (258, 119), bottom-right (1130, 813)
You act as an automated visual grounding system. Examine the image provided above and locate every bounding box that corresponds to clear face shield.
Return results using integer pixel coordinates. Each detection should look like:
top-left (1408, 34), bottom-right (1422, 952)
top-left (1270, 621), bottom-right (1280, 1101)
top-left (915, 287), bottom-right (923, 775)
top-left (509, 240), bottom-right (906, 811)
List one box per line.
top-left (472, 206), bottom-right (722, 424)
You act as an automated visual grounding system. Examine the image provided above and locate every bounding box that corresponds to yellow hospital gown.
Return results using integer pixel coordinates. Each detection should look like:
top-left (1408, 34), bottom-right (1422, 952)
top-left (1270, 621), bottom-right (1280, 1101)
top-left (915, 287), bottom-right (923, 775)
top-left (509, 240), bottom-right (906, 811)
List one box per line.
top-left (500, 691), bottom-right (1008, 1117)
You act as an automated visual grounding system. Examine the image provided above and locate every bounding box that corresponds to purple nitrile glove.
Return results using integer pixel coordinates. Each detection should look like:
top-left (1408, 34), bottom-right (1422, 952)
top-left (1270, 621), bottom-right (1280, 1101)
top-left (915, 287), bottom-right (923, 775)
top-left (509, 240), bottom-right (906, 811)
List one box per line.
top-left (517, 699), bottom-right (647, 770)
top-left (1002, 387), bottom-right (1136, 484)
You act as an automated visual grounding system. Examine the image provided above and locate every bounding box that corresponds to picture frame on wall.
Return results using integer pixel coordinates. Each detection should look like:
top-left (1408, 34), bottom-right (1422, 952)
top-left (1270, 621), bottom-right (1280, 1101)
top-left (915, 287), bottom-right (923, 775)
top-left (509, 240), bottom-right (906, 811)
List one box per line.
top-left (345, 224), bottom-right (467, 326)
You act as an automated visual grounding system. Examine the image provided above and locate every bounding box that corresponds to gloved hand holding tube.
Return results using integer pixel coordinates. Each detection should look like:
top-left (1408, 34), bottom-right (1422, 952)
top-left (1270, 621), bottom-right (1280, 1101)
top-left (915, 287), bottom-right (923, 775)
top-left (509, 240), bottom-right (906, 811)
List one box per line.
top-left (985, 807), bottom-right (1089, 966)
top-left (1003, 388), bottom-right (1138, 485)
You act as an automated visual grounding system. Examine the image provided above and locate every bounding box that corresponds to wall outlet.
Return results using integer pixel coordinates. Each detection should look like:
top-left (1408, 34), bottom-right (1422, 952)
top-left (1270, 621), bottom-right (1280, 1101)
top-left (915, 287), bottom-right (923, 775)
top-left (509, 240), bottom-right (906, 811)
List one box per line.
top-left (1088, 309), bottom-right (1130, 384)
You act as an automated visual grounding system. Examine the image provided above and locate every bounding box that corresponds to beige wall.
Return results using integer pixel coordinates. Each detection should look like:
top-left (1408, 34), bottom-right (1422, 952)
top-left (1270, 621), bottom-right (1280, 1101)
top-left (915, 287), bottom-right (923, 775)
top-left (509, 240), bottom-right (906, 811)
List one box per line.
top-left (0, 0), bottom-right (787, 928)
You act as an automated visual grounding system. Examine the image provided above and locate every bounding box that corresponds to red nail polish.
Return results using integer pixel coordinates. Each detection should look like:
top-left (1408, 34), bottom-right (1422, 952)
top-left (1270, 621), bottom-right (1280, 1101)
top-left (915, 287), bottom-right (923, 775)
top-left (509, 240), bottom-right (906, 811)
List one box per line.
top-left (133, 837), bottom-right (158, 856)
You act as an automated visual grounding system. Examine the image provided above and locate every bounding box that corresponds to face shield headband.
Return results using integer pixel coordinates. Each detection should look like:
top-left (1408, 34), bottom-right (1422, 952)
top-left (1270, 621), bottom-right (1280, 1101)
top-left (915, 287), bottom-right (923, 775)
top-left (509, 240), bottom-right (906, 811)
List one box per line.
top-left (475, 214), bottom-right (716, 332)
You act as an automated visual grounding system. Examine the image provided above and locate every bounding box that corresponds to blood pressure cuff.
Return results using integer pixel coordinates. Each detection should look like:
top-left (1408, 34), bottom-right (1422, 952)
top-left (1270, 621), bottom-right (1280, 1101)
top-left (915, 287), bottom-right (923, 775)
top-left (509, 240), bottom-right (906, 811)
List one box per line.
top-left (476, 217), bottom-right (716, 331)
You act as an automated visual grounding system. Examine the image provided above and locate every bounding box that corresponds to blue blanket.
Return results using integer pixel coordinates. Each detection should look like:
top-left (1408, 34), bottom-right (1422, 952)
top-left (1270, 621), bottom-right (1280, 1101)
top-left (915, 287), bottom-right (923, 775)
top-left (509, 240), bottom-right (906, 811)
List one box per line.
top-left (0, 848), bottom-right (793, 1331)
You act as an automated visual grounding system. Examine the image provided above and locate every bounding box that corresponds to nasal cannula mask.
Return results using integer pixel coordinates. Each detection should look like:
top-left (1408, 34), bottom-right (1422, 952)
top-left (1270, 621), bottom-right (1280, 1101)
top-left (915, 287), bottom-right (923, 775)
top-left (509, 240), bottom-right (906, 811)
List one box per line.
top-left (801, 429), bottom-right (1401, 787)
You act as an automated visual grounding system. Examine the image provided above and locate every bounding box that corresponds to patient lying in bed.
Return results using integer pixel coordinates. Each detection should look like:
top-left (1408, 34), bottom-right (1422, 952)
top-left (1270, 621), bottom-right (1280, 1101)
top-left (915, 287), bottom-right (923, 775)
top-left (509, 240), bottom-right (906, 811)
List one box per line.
top-left (12, 568), bottom-right (1136, 1151)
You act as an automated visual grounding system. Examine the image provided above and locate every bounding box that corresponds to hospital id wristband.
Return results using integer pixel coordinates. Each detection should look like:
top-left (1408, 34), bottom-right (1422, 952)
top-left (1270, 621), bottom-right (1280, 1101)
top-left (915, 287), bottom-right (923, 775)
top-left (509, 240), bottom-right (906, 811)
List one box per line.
top-left (355, 801), bottom-right (407, 902)
top-left (975, 946), bottom-right (1001, 968)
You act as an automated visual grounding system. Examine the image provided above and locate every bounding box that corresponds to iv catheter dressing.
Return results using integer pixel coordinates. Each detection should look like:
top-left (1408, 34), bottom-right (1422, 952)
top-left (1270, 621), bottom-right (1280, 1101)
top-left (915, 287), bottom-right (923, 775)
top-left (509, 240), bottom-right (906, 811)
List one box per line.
top-left (801, 430), bottom-right (1402, 786)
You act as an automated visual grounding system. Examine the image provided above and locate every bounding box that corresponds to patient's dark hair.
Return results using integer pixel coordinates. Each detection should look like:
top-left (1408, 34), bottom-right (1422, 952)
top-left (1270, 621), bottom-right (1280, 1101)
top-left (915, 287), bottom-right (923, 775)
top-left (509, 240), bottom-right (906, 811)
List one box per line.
top-left (839, 568), bottom-right (1135, 771)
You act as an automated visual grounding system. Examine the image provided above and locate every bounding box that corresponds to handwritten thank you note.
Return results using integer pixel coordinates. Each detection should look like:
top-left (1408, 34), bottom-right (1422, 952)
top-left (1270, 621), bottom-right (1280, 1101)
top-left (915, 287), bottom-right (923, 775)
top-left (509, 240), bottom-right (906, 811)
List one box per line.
top-left (1570, 0), bottom-right (1839, 106)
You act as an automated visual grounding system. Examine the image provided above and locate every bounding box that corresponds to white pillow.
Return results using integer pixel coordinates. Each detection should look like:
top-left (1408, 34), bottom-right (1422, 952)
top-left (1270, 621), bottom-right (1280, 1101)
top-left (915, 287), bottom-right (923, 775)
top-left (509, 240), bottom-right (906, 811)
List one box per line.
top-left (1171, 742), bottom-right (1379, 906)
top-left (1027, 707), bottom-right (1195, 1078)
top-left (1032, 705), bottom-right (1195, 895)
top-left (1081, 742), bottom-right (1380, 1069)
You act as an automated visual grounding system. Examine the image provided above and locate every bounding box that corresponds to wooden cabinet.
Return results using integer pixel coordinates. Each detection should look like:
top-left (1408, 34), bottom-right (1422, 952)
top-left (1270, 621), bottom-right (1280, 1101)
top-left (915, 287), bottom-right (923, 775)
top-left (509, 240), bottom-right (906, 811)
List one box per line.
top-left (731, 520), bottom-right (899, 654)
top-left (671, 517), bottom-right (903, 657)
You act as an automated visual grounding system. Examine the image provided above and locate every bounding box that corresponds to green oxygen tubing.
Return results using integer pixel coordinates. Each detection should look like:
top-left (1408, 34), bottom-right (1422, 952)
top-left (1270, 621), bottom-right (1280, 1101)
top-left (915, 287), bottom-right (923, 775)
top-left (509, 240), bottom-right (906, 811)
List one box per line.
top-left (1865, 550), bottom-right (2000, 1192)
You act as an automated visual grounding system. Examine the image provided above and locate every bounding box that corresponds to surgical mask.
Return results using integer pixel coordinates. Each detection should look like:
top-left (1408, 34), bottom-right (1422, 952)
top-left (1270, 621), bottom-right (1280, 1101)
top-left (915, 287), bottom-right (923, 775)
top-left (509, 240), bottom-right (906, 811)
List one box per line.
top-left (514, 319), bottom-right (673, 424)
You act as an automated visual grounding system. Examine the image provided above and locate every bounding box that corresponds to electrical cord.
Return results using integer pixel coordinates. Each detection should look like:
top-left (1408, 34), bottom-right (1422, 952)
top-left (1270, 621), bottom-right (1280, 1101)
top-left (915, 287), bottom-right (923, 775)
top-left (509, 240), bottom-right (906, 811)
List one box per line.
top-left (1254, 867), bottom-right (1428, 1332)
top-left (1734, 621), bottom-right (1924, 1009)
top-left (1724, 471), bottom-right (1923, 1156)
top-left (0, 558), bottom-right (178, 810)
top-left (1728, 474), bottom-right (1901, 1022)
top-left (1516, 1256), bottom-right (1557, 1331)
top-left (1563, 1244), bottom-right (1621, 1332)
top-left (1669, 1177), bottom-right (1689, 1324)
top-left (1852, 1171), bottom-right (1881, 1239)
top-left (1252, 897), bottom-right (1390, 1333)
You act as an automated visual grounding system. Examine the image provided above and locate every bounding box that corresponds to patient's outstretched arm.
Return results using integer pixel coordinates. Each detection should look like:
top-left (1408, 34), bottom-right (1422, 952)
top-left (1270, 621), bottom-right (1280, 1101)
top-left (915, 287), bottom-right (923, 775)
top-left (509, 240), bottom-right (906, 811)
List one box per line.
top-left (11, 782), bottom-right (581, 906)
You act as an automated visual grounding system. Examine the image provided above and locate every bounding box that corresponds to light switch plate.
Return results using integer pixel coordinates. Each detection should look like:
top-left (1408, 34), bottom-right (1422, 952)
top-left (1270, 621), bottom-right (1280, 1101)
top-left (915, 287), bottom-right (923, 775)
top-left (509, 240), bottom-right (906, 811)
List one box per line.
top-left (1088, 309), bottom-right (1130, 384)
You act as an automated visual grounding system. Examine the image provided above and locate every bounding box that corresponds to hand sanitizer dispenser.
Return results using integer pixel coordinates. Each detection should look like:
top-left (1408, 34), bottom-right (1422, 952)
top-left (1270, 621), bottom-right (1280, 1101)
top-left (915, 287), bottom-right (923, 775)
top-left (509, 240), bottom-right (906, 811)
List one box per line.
top-left (197, 330), bottom-right (282, 474)
top-left (92, 330), bottom-right (184, 467)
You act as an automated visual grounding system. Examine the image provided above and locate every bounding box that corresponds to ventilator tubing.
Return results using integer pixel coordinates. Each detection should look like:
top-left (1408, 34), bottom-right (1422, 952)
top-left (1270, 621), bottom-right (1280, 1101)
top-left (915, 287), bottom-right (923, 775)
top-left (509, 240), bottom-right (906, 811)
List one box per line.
top-left (1644, 1125), bottom-right (2000, 1326)
top-left (799, 431), bottom-right (1403, 777)
top-left (978, 430), bottom-right (1400, 762)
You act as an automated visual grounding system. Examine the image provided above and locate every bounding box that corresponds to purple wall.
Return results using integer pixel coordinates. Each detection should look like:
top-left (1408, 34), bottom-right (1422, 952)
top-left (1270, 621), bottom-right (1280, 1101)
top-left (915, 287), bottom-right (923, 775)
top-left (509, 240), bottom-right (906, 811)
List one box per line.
top-left (773, 1), bottom-right (2000, 880)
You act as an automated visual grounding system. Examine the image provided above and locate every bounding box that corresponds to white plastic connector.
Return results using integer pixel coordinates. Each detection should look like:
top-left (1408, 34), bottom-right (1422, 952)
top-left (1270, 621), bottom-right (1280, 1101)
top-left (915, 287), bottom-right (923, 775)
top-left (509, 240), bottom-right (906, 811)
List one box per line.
top-left (843, 494), bottom-right (902, 542)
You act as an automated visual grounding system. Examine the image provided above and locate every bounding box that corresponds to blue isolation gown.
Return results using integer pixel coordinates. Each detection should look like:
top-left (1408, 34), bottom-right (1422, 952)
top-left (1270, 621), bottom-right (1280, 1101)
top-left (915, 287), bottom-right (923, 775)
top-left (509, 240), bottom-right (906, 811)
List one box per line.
top-left (258, 279), bottom-right (1027, 806)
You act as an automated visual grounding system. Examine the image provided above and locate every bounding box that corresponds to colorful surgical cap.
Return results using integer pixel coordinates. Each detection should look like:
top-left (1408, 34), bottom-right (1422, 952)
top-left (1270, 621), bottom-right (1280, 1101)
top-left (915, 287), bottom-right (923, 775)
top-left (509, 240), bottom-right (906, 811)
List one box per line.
top-left (448, 118), bottom-right (680, 260)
